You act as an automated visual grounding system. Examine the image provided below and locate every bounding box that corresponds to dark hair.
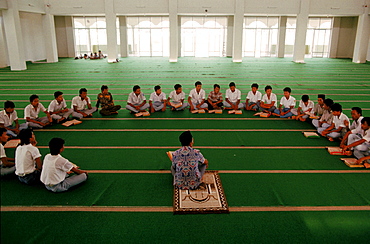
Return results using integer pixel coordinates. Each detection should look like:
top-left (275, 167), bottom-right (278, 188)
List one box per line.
top-left (351, 107), bottom-right (362, 116)
top-left (79, 88), bottom-right (87, 94)
top-left (283, 87), bottom-right (291, 93)
top-left (29, 95), bottom-right (39, 103)
top-left (54, 91), bottom-right (63, 99)
top-left (301, 95), bottom-right (309, 102)
top-left (101, 85), bottom-right (108, 91)
top-left (251, 83), bottom-right (259, 89)
top-left (265, 85), bottom-right (272, 91)
top-left (133, 85), bottom-right (140, 92)
top-left (179, 131), bottom-right (193, 146)
top-left (49, 137), bottom-right (65, 155)
top-left (174, 84), bottom-right (182, 90)
top-left (331, 103), bottom-right (342, 112)
top-left (229, 82), bottom-right (236, 87)
top-left (19, 129), bottom-right (33, 145)
top-left (195, 81), bottom-right (202, 87)
top-left (4, 100), bottom-right (15, 109)
top-left (361, 117), bottom-right (370, 125)
top-left (0, 127), bottom-right (6, 135)
top-left (318, 94), bottom-right (325, 99)
top-left (324, 98), bottom-right (334, 108)
top-left (154, 85), bottom-right (161, 91)
top-left (214, 84), bottom-right (220, 89)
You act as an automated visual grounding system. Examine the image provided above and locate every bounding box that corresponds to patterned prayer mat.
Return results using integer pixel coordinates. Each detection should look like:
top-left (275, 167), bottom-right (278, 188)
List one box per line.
top-left (173, 171), bottom-right (229, 214)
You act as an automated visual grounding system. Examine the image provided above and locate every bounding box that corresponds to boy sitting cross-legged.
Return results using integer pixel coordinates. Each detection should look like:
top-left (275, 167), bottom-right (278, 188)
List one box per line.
top-left (167, 84), bottom-right (189, 111)
top-left (272, 87), bottom-right (296, 118)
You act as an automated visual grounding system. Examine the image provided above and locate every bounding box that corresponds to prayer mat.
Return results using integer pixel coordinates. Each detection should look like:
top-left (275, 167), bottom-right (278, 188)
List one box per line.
top-left (173, 171), bottom-right (229, 214)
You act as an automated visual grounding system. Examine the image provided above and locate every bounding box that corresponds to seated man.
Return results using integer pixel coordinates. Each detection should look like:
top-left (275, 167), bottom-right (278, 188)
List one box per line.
top-left (171, 131), bottom-right (209, 190)
top-left (188, 81), bottom-right (208, 112)
top-left (24, 95), bottom-right (52, 129)
top-left (224, 82), bottom-right (244, 110)
top-left (0, 100), bottom-right (28, 138)
top-left (149, 85), bottom-right (167, 113)
top-left (294, 95), bottom-right (314, 122)
top-left (320, 103), bottom-right (349, 141)
top-left (258, 85), bottom-right (277, 113)
top-left (96, 85), bottom-right (121, 116)
top-left (313, 94), bottom-right (325, 117)
top-left (71, 88), bottom-right (97, 119)
top-left (206, 84), bottom-right (223, 110)
top-left (272, 87), bottom-right (296, 118)
top-left (340, 107), bottom-right (364, 150)
top-left (167, 84), bottom-right (189, 111)
top-left (312, 98), bottom-right (334, 130)
top-left (126, 85), bottom-right (150, 114)
top-left (48, 91), bottom-right (73, 123)
top-left (245, 83), bottom-right (262, 111)
top-left (0, 128), bottom-right (16, 176)
top-left (40, 138), bottom-right (88, 193)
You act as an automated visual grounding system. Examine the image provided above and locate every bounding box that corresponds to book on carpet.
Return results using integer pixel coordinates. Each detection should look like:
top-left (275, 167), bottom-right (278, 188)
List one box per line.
top-left (135, 111), bottom-right (150, 117)
top-left (62, 119), bottom-right (82, 127)
top-left (305, 112), bottom-right (320, 119)
top-left (166, 151), bottom-right (174, 161)
top-left (209, 110), bottom-right (222, 114)
top-left (340, 158), bottom-right (364, 168)
top-left (170, 102), bottom-right (182, 108)
top-left (191, 109), bottom-right (205, 114)
top-left (254, 112), bottom-right (262, 116)
top-left (254, 112), bottom-right (269, 117)
top-left (302, 132), bottom-right (320, 138)
top-left (326, 147), bottom-right (346, 155)
top-left (229, 110), bottom-right (242, 114)
top-left (4, 139), bottom-right (21, 148)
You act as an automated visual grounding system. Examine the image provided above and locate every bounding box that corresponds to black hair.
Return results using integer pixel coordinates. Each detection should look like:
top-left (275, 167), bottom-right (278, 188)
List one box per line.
top-left (229, 82), bottom-right (236, 87)
top-left (283, 87), bottom-right (291, 93)
top-left (251, 83), bottom-right (259, 89)
top-left (179, 131), bottom-right (193, 146)
top-left (19, 129), bottom-right (33, 145)
top-left (49, 137), bottom-right (65, 155)
top-left (264, 85), bottom-right (272, 91)
top-left (351, 107), bottom-right (362, 116)
top-left (361, 117), bottom-right (370, 125)
top-left (301, 95), bottom-right (309, 102)
top-left (318, 94), bottom-right (325, 99)
top-left (331, 103), bottom-right (342, 112)
top-left (154, 85), bottom-right (161, 91)
top-left (29, 95), bottom-right (39, 103)
top-left (101, 85), bottom-right (108, 91)
top-left (214, 84), bottom-right (220, 89)
top-left (4, 100), bottom-right (15, 109)
top-left (0, 127), bottom-right (6, 135)
top-left (54, 91), bottom-right (63, 99)
top-left (323, 98), bottom-right (334, 108)
top-left (174, 84), bottom-right (182, 90)
top-left (79, 88), bottom-right (87, 94)
top-left (133, 85), bottom-right (140, 92)
top-left (195, 81), bottom-right (202, 87)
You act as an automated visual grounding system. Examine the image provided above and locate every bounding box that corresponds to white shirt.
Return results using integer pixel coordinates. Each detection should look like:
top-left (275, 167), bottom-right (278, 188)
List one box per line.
top-left (363, 129), bottom-right (370, 142)
top-left (40, 154), bottom-right (74, 185)
top-left (279, 96), bottom-right (296, 109)
top-left (0, 144), bottom-right (6, 166)
top-left (350, 116), bottom-right (364, 135)
top-left (15, 144), bottom-right (41, 176)
top-left (24, 103), bottom-right (47, 119)
top-left (48, 99), bottom-right (67, 113)
top-left (246, 91), bottom-right (262, 103)
top-left (188, 88), bottom-right (205, 104)
top-left (0, 110), bottom-right (18, 127)
top-left (299, 100), bottom-right (314, 112)
top-left (71, 96), bottom-right (91, 110)
top-left (225, 88), bottom-right (241, 103)
top-left (333, 113), bottom-right (350, 129)
top-left (127, 92), bottom-right (146, 105)
top-left (149, 92), bottom-right (166, 102)
top-left (261, 93), bottom-right (277, 105)
top-left (169, 90), bottom-right (185, 103)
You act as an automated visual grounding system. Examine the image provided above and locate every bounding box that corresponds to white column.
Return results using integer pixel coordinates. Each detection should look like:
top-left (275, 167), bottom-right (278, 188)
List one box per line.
top-left (232, 0), bottom-right (244, 62)
top-left (65, 16), bottom-right (76, 57)
top-left (43, 13), bottom-right (58, 62)
top-left (277, 16), bottom-right (287, 58)
top-left (119, 16), bottom-right (128, 57)
top-left (2, 0), bottom-right (26, 70)
top-left (169, 0), bottom-right (178, 62)
top-left (329, 17), bottom-right (341, 58)
top-left (177, 15), bottom-right (181, 57)
top-left (105, 0), bottom-right (118, 63)
top-left (293, 0), bottom-right (310, 63)
top-left (226, 15), bottom-right (234, 57)
top-left (353, 2), bottom-right (370, 63)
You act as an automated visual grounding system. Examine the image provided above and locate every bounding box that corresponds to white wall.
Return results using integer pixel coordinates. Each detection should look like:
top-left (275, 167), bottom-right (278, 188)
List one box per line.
top-left (18, 0), bottom-right (45, 14)
top-left (244, 0), bottom-right (299, 15)
top-left (310, 0), bottom-right (364, 16)
top-left (367, 37), bottom-right (370, 61)
top-left (19, 11), bottom-right (46, 61)
top-left (0, 11), bottom-right (9, 67)
top-left (0, 0), bottom-right (7, 10)
top-left (54, 16), bottom-right (75, 57)
top-left (336, 17), bottom-right (358, 58)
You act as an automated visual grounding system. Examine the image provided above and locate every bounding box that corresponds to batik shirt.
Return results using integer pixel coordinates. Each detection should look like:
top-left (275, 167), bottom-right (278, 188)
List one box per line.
top-left (97, 92), bottom-right (114, 109)
top-left (208, 91), bottom-right (223, 103)
top-left (172, 146), bottom-right (206, 190)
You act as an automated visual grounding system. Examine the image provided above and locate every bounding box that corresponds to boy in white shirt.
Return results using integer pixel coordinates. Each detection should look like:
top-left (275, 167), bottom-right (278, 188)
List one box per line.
top-left (245, 83), bottom-right (262, 111)
top-left (71, 88), bottom-right (97, 119)
top-left (0, 101), bottom-right (28, 138)
top-left (41, 138), bottom-right (88, 193)
top-left (224, 82), bottom-right (244, 110)
top-left (340, 107), bottom-right (364, 150)
top-left (167, 84), bottom-right (189, 111)
top-left (24, 95), bottom-right (52, 129)
top-left (272, 87), bottom-right (296, 118)
top-left (48, 91), bottom-right (73, 123)
top-left (15, 129), bottom-right (42, 185)
top-left (0, 128), bottom-right (16, 176)
top-left (320, 103), bottom-right (349, 141)
top-left (188, 81), bottom-right (208, 111)
top-left (294, 95), bottom-right (314, 122)
top-left (149, 85), bottom-right (167, 113)
top-left (126, 85), bottom-right (150, 113)
top-left (258, 85), bottom-right (277, 113)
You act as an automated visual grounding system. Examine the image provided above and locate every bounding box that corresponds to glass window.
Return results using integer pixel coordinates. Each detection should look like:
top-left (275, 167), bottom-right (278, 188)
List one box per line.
top-left (306, 17), bottom-right (333, 58)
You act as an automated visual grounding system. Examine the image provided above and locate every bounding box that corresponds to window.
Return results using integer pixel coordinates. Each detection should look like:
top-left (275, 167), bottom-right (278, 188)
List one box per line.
top-left (284, 17), bottom-right (296, 57)
top-left (243, 17), bottom-right (279, 57)
top-left (181, 17), bottom-right (227, 57)
top-left (306, 18), bottom-right (333, 58)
